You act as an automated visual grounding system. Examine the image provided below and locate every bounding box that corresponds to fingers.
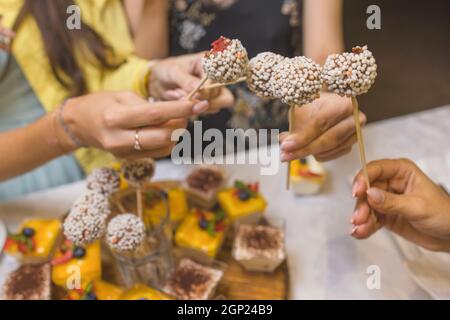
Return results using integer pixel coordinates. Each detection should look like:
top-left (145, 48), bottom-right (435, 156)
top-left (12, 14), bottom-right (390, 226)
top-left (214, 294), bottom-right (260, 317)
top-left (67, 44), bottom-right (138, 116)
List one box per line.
top-left (352, 159), bottom-right (417, 197)
top-left (366, 187), bottom-right (427, 220)
top-left (104, 99), bottom-right (209, 128)
top-left (114, 91), bottom-right (148, 105)
top-left (280, 104), bottom-right (364, 162)
top-left (170, 65), bottom-right (204, 93)
top-left (203, 88), bottom-right (234, 114)
top-left (286, 94), bottom-right (353, 147)
top-left (134, 119), bottom-right (187, 151)
top-left (118, 145), bottom-right (175, 160)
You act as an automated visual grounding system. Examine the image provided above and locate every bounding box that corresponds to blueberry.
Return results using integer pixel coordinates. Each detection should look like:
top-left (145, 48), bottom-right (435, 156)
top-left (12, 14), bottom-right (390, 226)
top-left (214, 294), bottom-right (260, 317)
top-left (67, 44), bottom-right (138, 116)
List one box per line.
top-left (73, 247), bottom-right (86, 259)
top-left (22, 228), bottom-right (35, 238)
top-left (199, 220), bottom-right (209, 230)
top-left (85, 292), bottom-right (97, 300)
top-left (238, 190), bottom-right (251, 201)
top-left (300, 158), bottom-right (307, 165)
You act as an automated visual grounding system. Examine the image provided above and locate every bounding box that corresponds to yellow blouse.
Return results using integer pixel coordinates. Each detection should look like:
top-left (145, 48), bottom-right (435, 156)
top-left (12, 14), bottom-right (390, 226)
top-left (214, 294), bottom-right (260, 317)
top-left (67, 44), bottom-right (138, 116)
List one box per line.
top-left (0, 0), bottom-right (150, 173)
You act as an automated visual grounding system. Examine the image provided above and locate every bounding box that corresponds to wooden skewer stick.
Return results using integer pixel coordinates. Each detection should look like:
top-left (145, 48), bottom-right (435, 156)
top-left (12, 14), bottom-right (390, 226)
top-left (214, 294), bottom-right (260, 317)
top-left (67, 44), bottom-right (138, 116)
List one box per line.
top-left (286, 105), bottom-right (296, 190)
top-left (351, 96), bottom-right (370, 189)
top-left (200, 76), bottom-right (247, 91)
top-left (136, 186), bottom-right (144, 221)
top-left (114, 199), bottom-right (127, 214)
top-left (187, 76), bottom-right (209, 100)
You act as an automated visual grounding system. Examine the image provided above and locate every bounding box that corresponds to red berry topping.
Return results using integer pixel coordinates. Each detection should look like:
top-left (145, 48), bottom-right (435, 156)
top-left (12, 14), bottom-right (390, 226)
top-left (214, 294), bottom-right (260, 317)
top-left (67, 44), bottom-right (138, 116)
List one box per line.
top-left (211, 36), bottom-right (230, 53)
top-left (51, 250), bottom-right (73, 266)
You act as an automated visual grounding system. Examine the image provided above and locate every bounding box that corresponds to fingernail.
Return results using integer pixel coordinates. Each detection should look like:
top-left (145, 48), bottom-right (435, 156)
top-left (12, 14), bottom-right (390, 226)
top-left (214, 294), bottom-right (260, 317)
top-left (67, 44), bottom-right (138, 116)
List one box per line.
top-left (350, 226), bottom-right (358, 236)
top-left (349, 209), bottom-right (358, 224)
top-left (193, 101), bottom-right (209, 114)
top-left (351, 181), bottom-right (360, 198)
top-left (367, 188), bottom-right (384, 204)
top-left (280, 153), bottom-right (292, 162)
top-left (281, 140), bottom-right (296, 151)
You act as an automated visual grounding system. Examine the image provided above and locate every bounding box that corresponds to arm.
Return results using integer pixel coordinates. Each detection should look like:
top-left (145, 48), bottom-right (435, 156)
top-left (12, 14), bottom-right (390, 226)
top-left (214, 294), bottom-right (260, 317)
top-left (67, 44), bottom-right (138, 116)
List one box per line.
top-left (0, 112), bottom-right (75, 181)
top-left (124, 0), bottom-right (169, 59)
top-left (303, 0), bottom-right (344, 64)
top-left (0, 92), bottom-right (211, 182)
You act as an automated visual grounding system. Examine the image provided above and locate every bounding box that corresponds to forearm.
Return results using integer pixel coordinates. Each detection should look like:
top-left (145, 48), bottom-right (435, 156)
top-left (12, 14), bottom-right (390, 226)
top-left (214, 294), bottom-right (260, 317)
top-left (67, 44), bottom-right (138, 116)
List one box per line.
top-left (0, 111), bottom-right (76, 181)
top-left (303, 0), bottom-right (344, 64)
top-left (130, 0), bottom-right (169, 59)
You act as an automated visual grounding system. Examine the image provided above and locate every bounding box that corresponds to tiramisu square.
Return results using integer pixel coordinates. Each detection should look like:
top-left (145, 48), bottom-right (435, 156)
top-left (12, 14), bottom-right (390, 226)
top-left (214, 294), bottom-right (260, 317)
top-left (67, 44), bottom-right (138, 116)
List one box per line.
top-left (232, 224), bottom-right (286, 272)
top-left (182, 166), bottom-right (227, 209)
top-left (163, 259), bottom-right (223, 300)
top-left (2, 263), bottom-right (51, 300)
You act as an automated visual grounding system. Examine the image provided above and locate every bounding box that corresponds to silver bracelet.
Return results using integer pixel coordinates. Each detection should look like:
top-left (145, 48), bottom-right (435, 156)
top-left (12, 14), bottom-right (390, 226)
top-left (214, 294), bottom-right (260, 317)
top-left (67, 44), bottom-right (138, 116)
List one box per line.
top-left (58, 101), bottom-right (85, 149)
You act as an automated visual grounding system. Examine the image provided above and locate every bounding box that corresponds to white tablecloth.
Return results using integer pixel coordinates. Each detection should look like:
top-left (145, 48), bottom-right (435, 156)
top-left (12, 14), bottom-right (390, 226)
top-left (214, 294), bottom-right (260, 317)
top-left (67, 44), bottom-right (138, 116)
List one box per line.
top-left (1, 105), bottom-right (449, 300)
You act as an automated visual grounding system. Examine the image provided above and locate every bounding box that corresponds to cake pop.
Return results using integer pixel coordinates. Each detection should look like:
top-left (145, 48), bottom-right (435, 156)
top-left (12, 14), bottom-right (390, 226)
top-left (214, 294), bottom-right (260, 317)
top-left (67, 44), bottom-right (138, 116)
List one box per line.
top-left (86, 167), bottom-right (121, 196)
top-left (121, 159), bottom-right (155, 220)
top-left (322, 45), bottom-right (378, 189)
top-left (322, 45), bottom-right (377, 97)
top-left (271, 56), bottom-right (323, 106)
top-left (121, 159), bottom-right (155, 187)
top-left (63, 201), bottom-right (107, 246)
top-left (106, 214), bottom-right (146, 253)
top-left (270, 56), bottom-right (323, 189)
top-left (247, 52), bottom-right (285, 99)
top-left (188, 36), bottom-right (249, 99)
top-left (202, 36), bottom-right (249, 83)
top-left (72, 191), bottom-right (111, 218)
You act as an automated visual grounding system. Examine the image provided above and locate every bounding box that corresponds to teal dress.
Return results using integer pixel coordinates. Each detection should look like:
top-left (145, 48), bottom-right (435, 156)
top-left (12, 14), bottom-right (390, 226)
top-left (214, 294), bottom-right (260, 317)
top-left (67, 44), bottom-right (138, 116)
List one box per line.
top-left (0, 53), bottom-right (84, 201)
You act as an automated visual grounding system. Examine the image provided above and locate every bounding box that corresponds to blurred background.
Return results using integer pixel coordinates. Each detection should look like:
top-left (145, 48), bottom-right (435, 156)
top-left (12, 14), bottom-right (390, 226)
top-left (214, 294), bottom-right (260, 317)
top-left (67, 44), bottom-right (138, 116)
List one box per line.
top-left (344, 0), bottom-right (450, 122)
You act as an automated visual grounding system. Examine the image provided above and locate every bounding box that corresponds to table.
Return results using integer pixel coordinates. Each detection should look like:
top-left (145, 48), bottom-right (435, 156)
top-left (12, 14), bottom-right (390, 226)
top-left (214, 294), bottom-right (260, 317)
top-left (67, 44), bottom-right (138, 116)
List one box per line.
top-left (1, 105), bottom-right (449, 299)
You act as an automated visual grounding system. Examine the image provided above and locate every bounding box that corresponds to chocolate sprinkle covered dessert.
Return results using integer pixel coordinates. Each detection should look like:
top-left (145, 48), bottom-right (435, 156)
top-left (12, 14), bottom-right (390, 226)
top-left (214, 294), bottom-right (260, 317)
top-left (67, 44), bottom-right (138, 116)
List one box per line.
top-left (2, 263), bottom-right (51, 300)
top-left (163, 258), bottom-right (223, 300)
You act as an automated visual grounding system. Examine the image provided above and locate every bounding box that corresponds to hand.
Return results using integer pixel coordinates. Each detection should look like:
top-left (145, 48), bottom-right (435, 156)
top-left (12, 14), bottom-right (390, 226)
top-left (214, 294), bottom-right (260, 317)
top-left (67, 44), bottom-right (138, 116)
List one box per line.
top-left (351, 158), bottom-right (450, 253)
top-left (149, 53), bottom-right (234, 114)
top-left (0, 15), bottom-right (16, 52)
top-left (61, 91), bottom-right (209, 159)
top-left (279, 92), bottom-right (366, 162)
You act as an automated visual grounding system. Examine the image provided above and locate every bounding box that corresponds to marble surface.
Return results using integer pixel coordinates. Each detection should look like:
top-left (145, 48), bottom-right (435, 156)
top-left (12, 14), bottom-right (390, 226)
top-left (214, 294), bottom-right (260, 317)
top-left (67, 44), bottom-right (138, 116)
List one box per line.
top-left (1, 105), bottom-right (449, 300)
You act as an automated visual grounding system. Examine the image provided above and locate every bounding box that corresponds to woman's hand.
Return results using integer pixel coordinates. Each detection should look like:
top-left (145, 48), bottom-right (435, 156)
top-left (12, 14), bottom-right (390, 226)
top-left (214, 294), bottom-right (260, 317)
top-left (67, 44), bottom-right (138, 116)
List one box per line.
top-left (149, 53), bottom-right (234, 114)
top-left (61, 91), bottom-right (209, 159)
top-left (279, 92), bottom-right (366, 162)
top-left (351, 158), bottom-right (450, 253)
top-left (0, 15), bottom-right (16, 51)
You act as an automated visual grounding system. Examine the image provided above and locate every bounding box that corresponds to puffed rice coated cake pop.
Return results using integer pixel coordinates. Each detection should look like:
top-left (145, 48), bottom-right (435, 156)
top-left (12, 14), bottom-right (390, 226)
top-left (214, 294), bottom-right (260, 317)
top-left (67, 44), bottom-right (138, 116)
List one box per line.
top-left (121, 159), bottom-right (155, 186)
top-left (322, 45), bottom-right (377, 97)
top-left (270, 56), bottom-right (323, 106)
top-left (247, 52), bottom-right (285, 99)
top-left (202, 36), bottom-right (249, 83)
top-left (71, 191), bottom-right (111, 218)
top-left (63, 201), bottom-right (107, 246)
top-left (86, 167), bottom-right (120, 196)
top-left (106, 214), bottom-right (146, 252)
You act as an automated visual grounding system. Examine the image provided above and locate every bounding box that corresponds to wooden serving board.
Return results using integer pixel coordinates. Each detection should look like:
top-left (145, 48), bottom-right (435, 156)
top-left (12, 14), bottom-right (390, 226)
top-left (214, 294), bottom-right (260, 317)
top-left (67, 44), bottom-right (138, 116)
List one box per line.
top-left (111, 181), bottom-right (290, 300)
